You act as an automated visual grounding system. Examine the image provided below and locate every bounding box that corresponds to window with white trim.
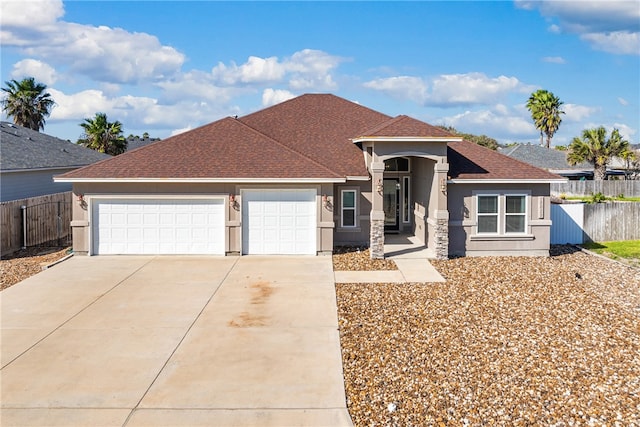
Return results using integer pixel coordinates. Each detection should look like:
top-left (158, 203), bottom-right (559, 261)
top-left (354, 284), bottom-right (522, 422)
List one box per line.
top-left (476, 194), bottom-right (527, 234)
top-left (341, 190), bottom-right (357, 227)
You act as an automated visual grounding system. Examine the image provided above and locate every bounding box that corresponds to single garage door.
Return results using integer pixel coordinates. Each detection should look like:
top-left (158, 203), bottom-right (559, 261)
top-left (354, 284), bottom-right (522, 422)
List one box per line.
top-left (242, 189), bottom-right (316, 255)
top-left (92, 198), bottom-right (225, 255)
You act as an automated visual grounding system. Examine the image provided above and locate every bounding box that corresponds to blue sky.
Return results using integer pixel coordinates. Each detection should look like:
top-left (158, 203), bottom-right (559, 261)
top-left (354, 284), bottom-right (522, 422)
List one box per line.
top-left (1, 1), bottom-right (638, 147)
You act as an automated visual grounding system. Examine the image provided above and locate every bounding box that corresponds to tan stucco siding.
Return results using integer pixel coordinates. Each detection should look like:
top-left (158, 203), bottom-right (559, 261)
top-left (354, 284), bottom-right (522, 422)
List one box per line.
top-left (70, 182), bottom-right (334, 255)
top-left (448, 182), bottom-right (552, 257)
top-left (333, 180), bottom-right (371, 246)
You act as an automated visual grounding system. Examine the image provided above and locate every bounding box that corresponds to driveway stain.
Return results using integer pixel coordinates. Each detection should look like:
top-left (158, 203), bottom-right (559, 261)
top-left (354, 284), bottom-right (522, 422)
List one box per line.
top-left (228, 281), bottom-right (275, 327)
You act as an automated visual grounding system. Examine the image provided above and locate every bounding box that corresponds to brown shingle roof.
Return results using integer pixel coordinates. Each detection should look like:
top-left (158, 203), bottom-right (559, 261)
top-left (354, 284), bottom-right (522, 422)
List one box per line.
top-left (240, 94), bottom-right (390, 177)
top-left (447, 140), bottom-right (564, 181)
top-left (57, 94), bottom-right (563, 183)
top-left (59, 117), bottom-right (341, 180)
top-left (358, 115), bottom-right (455, 138)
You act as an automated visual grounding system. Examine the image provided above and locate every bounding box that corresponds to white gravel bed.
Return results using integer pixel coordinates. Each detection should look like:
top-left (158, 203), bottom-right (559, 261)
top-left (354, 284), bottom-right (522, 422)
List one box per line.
top-left (336, 247), bottom-right (640, 426)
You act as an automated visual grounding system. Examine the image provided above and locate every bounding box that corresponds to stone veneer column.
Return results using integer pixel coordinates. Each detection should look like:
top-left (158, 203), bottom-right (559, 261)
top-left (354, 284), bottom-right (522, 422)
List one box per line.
top-left (434, 161), bottom-right (450, 260)
top-left (370, 161), bottom-right (386, 259)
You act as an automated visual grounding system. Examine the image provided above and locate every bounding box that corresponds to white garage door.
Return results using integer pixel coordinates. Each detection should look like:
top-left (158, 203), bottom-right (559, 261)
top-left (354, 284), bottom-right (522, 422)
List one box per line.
top-left (92, 199), bottom-right (225, 255)
top-left (242, 189), bottom-right (316, 255)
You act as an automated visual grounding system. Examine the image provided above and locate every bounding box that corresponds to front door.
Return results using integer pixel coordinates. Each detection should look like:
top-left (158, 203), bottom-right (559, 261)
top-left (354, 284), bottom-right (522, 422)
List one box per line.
top-left (383, 178), bottom-right (400, 231)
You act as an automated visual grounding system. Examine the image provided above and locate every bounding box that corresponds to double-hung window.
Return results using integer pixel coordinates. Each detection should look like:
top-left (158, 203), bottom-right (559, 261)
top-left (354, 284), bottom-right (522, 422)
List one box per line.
top-left (341, 190), bottom-right (357, 227)
top-left (476, 193), bottom-right (527, 234)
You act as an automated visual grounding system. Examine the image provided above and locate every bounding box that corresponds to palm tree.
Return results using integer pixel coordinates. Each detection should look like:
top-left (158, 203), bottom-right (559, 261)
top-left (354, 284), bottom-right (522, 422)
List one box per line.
top-left (1, 77), bottom-right (55, 131)
top-left (567, 127), bottom-right (630, 180)
top-left (526, 89), bottom-right (564, 148)
top-left (77, 113), bottom-right (127, 155)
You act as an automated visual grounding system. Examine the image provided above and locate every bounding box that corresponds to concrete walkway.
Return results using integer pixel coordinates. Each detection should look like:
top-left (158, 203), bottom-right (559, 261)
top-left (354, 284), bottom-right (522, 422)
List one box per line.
top-left (334, 235), bottom-right (446, 284)
top-left (1, 256), bottom-right (352, 427)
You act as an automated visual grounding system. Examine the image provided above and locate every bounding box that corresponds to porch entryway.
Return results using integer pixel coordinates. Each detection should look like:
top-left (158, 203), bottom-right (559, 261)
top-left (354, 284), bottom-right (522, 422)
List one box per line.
top-left (383, 233), bottom-right (435, 259)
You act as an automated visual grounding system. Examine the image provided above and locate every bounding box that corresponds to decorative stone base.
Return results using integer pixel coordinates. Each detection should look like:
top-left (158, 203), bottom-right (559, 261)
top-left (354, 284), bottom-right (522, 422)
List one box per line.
top-left (435, 218), bottom-right (449, 260)
top-left (370, 219), bottom-right (385, 259)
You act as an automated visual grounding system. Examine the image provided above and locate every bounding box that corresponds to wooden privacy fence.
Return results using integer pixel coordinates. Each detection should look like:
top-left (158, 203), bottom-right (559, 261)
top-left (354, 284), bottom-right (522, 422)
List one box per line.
top-left (1, 192), bottom-right (72, 256)
top-left (551, 181), bottom-right (640, 197)
top-left (551, 202), bottom-right (640, 244)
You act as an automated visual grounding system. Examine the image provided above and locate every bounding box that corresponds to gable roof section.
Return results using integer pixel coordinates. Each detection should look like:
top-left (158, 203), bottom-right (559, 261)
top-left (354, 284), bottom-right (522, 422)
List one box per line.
top-left (357, 115), bottom-right (457, 139)
top-left (57, 117), bottom-right (342, 181)
top-left (448, 140), bottom-right (565, 182)
top-left (240, 94), bottom-right (391, 177)
top-left (1, 121), bottom-right (111, 171)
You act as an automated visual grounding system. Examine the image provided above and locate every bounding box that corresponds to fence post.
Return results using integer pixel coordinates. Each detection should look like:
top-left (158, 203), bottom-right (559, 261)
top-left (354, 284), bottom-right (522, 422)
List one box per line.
top-left (21, 205), bottom-right (27, 249)
top-left (57, 200), bottom-right (62, 246)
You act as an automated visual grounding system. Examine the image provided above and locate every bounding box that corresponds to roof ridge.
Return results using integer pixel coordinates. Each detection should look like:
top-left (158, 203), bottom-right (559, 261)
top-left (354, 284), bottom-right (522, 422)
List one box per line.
top-left (234, 117), bottom-right (343, 178)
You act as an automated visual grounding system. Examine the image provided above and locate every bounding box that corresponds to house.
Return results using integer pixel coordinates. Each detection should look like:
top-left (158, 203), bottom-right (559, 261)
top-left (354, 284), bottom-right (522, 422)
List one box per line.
top-left (0, 122), bottom-right (111, 202)
top-left (126, 135), bottom-right (161, 152)
top-left (498, 143), bottom-right (595, 180)
top-left (55, 94), bottom-right (564, 258)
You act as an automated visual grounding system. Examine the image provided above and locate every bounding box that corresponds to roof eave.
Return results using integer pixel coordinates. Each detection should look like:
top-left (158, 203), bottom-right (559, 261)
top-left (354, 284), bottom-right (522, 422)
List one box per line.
top-left (53, 177), bottom-right (347, 184)
top-left (352, 136), bottom-right (463, 143)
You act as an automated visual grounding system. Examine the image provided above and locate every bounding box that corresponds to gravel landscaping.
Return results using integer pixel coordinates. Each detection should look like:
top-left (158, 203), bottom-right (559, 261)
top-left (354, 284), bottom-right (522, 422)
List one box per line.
top-left (336, 246), bottom-right (640, 426)
top-left (0, 246), bottom-right (71, 291)
top-left (333, 246), bottom-right (397, 271)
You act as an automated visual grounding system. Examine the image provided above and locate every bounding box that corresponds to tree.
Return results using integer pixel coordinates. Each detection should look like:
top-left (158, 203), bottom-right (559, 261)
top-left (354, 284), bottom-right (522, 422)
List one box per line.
top-left (1, 77), bottom-right (55, 131)
top-left (567, 127), bottom-right (630, 180)
top-left (526, 89), bottom-right (564, 149)
top-left (77, 113), bottom-right (127, 155)
top-left (437, 125), bottom-right (499, 150)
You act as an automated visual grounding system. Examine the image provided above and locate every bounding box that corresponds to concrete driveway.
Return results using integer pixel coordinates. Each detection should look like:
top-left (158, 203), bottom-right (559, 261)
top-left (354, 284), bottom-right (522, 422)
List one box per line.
top-left (1, 256), bottom-right (352, 426)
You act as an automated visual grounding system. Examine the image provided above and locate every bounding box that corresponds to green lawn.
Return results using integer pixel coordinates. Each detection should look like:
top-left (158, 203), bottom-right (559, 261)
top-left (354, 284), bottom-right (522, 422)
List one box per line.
top-left (581, 240), bottom-right (640, 267)
top-left (564, 195), bottom-right (640, 203)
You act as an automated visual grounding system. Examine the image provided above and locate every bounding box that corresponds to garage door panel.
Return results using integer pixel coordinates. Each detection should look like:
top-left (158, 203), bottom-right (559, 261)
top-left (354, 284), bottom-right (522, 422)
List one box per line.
top-left (93, 199), bottom-right (224, 255)
top-left (242, 189), bottom-right (316, 255)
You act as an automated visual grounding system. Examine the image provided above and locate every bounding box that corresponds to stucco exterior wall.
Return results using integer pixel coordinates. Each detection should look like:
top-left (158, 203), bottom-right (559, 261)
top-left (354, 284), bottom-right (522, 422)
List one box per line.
top-left (70, 182), bottom-right (334, 255)
top-left (333, 180), bottom-right (371, 246)
top-left (448, 182), bottom-right (552, 257)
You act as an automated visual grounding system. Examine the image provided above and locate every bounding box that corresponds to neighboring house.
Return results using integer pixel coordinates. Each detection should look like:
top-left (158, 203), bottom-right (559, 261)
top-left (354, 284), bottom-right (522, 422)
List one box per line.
top-left (126, 136), bottom-right (161, 152)
top-left (0, 122), bottom-right (111, 202)
top-left (498, 143), bottom-right (594, 180)
top-left (55, 94), bottom-right (564, 258)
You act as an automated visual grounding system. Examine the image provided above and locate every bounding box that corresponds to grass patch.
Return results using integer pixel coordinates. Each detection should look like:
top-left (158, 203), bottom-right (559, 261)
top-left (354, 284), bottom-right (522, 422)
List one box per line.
top-left (564, 195), bottom-right (640, 203)
top-left (581, 240), bottom-right (640, 266)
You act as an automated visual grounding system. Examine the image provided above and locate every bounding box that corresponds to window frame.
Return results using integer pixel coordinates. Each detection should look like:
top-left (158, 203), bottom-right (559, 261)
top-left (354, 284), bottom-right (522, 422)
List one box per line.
top-left (341, 189), bottom-right (357, 228)
top-left (475, 192), bottom-right (529, 235)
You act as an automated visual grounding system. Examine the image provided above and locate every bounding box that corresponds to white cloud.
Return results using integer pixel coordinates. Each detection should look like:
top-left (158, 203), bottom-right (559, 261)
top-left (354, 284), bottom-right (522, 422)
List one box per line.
top-left (156, 70), bottom-right (239, 103)
top-left (542, 56), bottom-right (566, 64)
top-left (618, 97), bottom-right (629, 106)
top-left (262, 89), bottom-right (295, 107)
top-left (611, 123), bottom-right (636, 143)
top-left (364, 73), bottom-right (535, 107)
top-left (211, 49), bottom-right (344, 91)
top-left (363, 76), bottom-right (428, 103)
top-left (212, 56), bottom-right (285, 85)
top-left (0, 0), bottom-right (63, 29)
top-left (580, 31), bottom-right (640, 55)
top-left (1, 1), bottom-right (185, 83)
top-left (428, 73), bottom-right (532, 107)
top-left (440, 107), bottom-right (536, 138)
top-left (517, 0), bottom-right (640, 55)
top-left (10, 59), bottom-right (57, 85)
top-left (563, 104), bottom-right (599, 122)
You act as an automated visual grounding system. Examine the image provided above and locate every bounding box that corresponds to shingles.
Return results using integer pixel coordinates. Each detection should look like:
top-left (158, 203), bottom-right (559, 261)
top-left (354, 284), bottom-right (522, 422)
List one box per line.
top-left (240, 94), bottom-right (391, 177)
top-left (55, 94), bottom-right (561, 182)
top-left (359, 115), bottom-right (455, 138)
top-left (448, 140), bottom-right (563, 180)
top-left (0, 122), bottom-right (111, 171)
top-left (59, 117), bottom-right (342, 179)
top-left (498, 143), bottom-right (591, 170)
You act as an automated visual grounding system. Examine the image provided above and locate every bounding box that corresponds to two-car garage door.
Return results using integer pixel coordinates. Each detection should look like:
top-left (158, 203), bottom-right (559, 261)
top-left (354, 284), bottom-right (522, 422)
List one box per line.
top-left (91, 190), bottom-right (317, 255)
top-left (92, 199), bottom-right (225, 255)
